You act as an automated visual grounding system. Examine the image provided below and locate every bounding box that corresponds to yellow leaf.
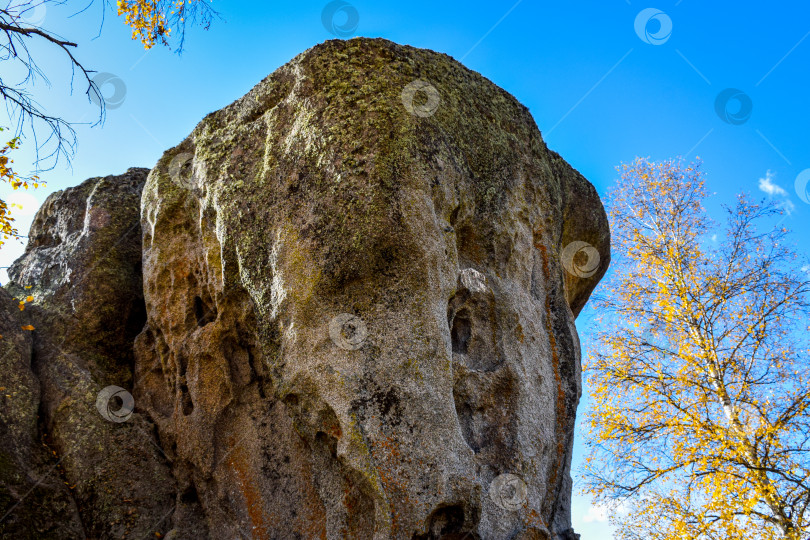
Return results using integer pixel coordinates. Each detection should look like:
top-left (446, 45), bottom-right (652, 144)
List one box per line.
top-left (21, 325), bottom-right (34, 331)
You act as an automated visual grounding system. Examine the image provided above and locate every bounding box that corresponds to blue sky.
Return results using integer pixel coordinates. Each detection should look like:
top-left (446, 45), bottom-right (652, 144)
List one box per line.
top-left (2, 1), bottom-right (809, 537)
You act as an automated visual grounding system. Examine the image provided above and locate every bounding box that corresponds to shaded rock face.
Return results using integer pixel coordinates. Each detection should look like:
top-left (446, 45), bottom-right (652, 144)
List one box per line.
top-left (0, 286), bottom-right (84, 538)
top-left (1, 38), bottom-right (609, 539)
top-left (3, 169), bottom-right (176, 539)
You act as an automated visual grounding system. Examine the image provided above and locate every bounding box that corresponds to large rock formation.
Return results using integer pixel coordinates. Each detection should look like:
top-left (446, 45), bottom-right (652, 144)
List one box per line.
top-left (1, 38), bottom-right (609, 539)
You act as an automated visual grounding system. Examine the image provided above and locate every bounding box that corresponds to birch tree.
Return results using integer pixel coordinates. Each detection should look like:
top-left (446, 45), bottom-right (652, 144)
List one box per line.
top-left (583, 158), bottom-right (810, 540)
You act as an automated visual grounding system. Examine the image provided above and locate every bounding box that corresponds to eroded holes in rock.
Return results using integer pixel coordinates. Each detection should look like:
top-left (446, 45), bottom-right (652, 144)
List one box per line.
top-left (180, 383), bottom-right (194, 415)
top-left (193, 295), bottom-right (217, 327)
top-left (448, 292), bottom-right (504, 372)
top-left (448, 205), bottom-right (460, 226)
top-left (156, 337), bottom-right (171, 370)
top-left (247, 348), bottom-right (266, 399)
top-left (378, 245), bottom-right (398, 276)
top-left (180, 484), bottom-right (199, 504)
top-left (413, 504), bottom-right (470, 540)
top-left (125, 300), bottom-right (148, 341)
top-left (283, 394), bottom-right (299, 409)
top-left (455, 225), bottom-right (479, 262)
top-left (178, 353), bottom-right (188, 378)
top-left (453, 370), bottom-right (517, 458)
top-left (315, 431), bottom-right (338, 459)
top-left (451, 309), bottom-right (472, 355)
top-left (453, 399), bottom-right (480, 454)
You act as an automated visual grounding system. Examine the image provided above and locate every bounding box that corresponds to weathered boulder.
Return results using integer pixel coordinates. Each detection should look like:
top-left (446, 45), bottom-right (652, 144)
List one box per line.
top-left (1, 38), bottom-right (609, 539)
top-left (3, 169), bottom-right (176, 539)
top-left (134, 37), bottom-right (609, 539)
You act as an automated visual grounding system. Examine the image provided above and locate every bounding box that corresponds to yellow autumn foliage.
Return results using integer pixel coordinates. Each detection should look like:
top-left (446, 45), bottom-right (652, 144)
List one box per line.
top-left (0, 127), bottom-right (43, 250)
top-left (116, 0), bottom-right (214, 50)
top-left (583, 158), bottom-right (810, 540)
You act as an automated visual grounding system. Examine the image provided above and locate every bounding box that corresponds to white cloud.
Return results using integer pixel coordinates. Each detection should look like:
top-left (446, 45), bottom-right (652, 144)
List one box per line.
top-left (6, 191), bottom-right (40, 216)
top-left (759, 171), bottom-right (787, 196)
top-left (582, 504), bottom-right (609, 523)
top-left (758, 171), bottom-right (796, 215)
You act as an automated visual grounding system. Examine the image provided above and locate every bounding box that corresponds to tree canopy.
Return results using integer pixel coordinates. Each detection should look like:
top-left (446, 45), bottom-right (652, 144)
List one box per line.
top-left (583, 158), bottom-right (810, 540)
